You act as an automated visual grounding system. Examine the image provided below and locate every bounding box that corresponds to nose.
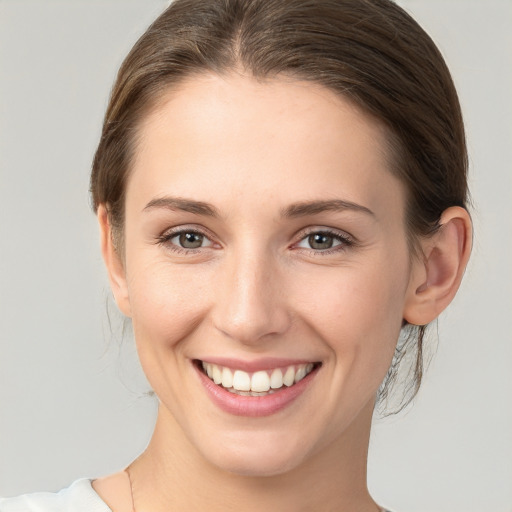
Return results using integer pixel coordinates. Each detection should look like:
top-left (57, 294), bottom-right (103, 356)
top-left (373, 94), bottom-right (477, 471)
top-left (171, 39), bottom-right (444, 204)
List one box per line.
top-left (212, 248), bottom-right (291, 346)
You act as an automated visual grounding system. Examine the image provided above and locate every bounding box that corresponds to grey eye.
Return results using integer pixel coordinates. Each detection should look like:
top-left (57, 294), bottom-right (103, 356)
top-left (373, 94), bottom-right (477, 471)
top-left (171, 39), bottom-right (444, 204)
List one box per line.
top-left (296, 231), bottom-right (346, 251)
top-left (177, 232), bottom-right (205, 249)
top-left (162, 229), bottom-right (214, 252)
top-left (308, 233), bottom-right (335, 250)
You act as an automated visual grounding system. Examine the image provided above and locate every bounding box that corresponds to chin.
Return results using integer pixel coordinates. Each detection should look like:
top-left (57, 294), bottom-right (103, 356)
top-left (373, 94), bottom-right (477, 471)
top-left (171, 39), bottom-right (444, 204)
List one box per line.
top-left (198, 430), bottom-right (313, 477)
top-left (213, 452), bottom-right (305, 478)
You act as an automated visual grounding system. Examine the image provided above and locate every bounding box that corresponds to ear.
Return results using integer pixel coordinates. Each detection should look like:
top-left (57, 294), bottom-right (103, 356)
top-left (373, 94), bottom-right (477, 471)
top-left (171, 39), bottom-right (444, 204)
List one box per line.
top-left (98, 204), bottom-right (132, 318)
top-left (403, 206), bottom-right (472, 325)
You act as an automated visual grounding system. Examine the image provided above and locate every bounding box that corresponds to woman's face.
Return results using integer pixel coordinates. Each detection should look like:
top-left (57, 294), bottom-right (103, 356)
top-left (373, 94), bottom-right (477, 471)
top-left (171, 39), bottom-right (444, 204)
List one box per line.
top-left (112, 74), bottom-right (420, 476)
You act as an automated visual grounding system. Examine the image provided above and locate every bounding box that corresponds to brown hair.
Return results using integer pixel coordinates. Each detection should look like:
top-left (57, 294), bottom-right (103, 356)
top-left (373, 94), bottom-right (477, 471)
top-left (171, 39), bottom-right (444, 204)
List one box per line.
top-left (90, 0), bottom-right (469, 412)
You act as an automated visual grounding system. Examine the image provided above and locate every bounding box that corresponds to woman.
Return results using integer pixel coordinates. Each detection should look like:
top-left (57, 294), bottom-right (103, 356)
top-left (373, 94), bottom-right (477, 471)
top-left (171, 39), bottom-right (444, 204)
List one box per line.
top-left (0, 0), bottom-right (472, 510)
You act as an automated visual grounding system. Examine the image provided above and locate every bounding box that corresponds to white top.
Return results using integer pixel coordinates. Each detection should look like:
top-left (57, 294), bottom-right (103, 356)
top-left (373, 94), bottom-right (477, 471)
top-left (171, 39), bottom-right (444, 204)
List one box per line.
top-left (0, 479), bottom-right (111, 512)
top-left (0, 479), bottom-right (393, 511)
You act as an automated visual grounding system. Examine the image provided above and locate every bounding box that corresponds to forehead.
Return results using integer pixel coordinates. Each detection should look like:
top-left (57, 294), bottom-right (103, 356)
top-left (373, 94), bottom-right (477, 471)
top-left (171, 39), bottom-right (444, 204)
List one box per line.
top-left (127, 73), bottom-right (404, 221)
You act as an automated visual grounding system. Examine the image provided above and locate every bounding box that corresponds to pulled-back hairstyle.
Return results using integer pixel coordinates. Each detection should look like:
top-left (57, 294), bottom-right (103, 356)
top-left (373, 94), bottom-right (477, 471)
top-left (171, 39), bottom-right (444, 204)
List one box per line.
top-left (90, 0), bottom-right (469, 412)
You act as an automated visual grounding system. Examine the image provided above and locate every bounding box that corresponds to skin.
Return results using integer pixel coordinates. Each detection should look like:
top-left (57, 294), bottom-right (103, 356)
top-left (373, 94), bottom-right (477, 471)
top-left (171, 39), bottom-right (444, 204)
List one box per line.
top-left (94, 74), bottom-right (472, 511)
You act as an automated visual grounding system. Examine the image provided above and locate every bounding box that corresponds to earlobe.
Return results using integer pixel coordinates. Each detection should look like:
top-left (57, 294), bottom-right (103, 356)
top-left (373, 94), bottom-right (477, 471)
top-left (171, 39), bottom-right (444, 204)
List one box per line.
top-left (98, 205), bottom-right (132, 317)
top-left (403, 206), bottom-right (472, 326)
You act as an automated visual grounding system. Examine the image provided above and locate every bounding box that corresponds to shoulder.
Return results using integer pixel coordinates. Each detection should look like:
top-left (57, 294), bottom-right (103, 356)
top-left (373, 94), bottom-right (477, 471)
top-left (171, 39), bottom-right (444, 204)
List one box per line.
top-left (0, 479), bottom-right (111, 512)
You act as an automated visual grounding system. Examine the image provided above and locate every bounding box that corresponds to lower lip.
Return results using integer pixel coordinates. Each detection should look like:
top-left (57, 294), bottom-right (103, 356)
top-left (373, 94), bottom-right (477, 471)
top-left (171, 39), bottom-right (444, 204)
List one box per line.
top-left (194, 362), bottom-right (319, 417)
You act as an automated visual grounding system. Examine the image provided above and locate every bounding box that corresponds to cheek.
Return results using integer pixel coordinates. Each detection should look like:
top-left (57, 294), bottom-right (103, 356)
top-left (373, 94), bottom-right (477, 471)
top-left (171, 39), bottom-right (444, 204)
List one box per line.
top-left (297, 259), bottom-right (409, 369)
top-left (124, 258), bottom-right (216, 406)
top-left (126, 257), bottom-right (212, 351)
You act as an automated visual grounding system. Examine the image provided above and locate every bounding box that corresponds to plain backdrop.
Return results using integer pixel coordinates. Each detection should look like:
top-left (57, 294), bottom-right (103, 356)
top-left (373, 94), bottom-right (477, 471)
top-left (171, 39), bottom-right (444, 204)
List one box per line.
top-left (0, 1), bottom-right (511, 511)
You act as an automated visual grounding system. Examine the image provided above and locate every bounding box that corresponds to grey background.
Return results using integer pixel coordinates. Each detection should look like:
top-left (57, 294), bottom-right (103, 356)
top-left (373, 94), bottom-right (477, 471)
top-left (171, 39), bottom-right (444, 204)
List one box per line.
top-left (0, 1), bottom-right (511, 511)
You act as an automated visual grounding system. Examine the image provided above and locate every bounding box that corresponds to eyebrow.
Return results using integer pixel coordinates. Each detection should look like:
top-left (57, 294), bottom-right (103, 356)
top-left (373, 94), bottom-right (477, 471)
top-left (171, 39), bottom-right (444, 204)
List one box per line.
top-left (143, 197), bottom-right (220, 217)
top-left (143, 196), bottom-right (374, 219)
top-left (281, 199), bottom-right (374, 218)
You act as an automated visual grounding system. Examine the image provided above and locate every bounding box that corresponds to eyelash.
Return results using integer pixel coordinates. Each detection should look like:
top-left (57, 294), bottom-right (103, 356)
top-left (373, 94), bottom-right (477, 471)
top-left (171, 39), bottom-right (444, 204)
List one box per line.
top-left (155, 227), bottom-right (355, 256)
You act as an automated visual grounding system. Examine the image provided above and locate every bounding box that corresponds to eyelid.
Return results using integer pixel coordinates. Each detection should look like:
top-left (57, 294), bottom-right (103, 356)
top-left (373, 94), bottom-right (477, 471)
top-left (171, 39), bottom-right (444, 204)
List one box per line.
top-left (157, 224), bottom-right (212, 239)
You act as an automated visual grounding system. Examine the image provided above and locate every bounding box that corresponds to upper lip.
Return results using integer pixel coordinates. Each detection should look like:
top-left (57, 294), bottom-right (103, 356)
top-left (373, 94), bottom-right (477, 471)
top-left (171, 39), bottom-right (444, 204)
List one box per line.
top-left (194, 357), bottom-right (320, 373)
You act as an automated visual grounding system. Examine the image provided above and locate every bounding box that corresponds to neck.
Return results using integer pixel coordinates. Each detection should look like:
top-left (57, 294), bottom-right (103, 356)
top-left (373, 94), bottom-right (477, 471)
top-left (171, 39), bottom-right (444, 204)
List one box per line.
top-left (129, 400), bottom-right (378, 512)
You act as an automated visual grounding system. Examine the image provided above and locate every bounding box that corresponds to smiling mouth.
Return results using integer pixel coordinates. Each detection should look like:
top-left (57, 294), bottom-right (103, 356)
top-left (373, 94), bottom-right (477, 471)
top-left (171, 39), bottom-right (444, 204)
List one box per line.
top-left (196, 360), bottom-right (321, 397)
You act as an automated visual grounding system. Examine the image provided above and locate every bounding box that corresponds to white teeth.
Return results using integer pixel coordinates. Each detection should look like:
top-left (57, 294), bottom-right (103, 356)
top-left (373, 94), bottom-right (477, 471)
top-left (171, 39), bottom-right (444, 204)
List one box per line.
top-left (201, 362), bottom-right (317, 393)
top-left (228, 388), bottom-right (277, 396)
top-left (221, 367), bottom-right (233, 388)
top-left (283, 366), bottom-right (295, 387)
top-left (202, 361), bottom-right (213, 379)
top-left (294, 365), bottom-right (306, 383)
top-left (212, 365), bottom-right (222, 385)
top-left (270, 368), bottom-right (283, 389)
top-left (251, 371), bottom-right (270, 392)
top-left (233, 370), bottom-right (251, 391)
